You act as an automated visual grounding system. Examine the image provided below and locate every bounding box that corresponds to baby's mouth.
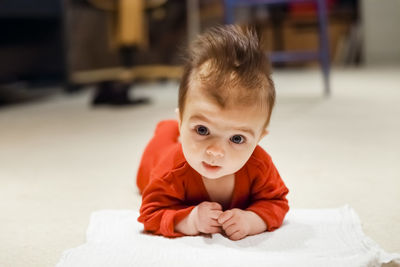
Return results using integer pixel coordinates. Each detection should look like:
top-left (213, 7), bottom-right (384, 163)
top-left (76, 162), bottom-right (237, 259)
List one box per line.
top-left (202, 161), bottom-right (221, 171)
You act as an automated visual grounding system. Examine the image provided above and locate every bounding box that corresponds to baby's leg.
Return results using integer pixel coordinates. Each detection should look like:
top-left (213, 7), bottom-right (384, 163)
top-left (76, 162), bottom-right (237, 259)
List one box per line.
top-left (153, 120), bottom-right (180, 144)
top-left (136, 120), bottom-right (179, 193)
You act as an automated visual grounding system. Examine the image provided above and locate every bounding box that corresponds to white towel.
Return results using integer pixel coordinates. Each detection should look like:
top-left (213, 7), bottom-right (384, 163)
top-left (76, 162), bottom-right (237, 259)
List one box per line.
top-left (56, 206), bottom-right (399, 267)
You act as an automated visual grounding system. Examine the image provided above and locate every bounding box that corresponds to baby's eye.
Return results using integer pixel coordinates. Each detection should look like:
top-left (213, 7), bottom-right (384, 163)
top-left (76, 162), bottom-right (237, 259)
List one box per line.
top-left (230, 135), bottom-right (245, 144)
top-left (195, 125), bottom-right (209, 136)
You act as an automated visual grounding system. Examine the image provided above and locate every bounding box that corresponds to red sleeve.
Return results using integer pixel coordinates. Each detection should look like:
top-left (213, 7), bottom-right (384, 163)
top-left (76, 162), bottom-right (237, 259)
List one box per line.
top-left (246, 152), bottom-right (289, 231)
top-left (138, 173), bottom-right (195, 237)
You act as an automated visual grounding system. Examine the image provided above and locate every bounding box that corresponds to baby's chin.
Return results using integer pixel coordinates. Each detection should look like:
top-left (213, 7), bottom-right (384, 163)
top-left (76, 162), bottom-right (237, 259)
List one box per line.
top-left (200, 173), bottom-right (225, 180)
top-left (196, 167), bottom-right (232, 180)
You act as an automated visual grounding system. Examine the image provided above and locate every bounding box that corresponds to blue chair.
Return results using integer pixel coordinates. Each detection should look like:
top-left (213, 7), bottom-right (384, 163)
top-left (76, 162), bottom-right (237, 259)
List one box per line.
top-left (224, 0), bottom-right (330, 96)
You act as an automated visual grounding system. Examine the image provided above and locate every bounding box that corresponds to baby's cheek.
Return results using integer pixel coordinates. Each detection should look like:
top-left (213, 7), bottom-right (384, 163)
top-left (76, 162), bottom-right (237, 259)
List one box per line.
top-left (231, 145), bottom-right (252, 158)
top-left (184, 140), bottom-right (203, 161)
top-left (232, 148), bottom-right (254, 168)
top-left (189, 139), bottom-right (203, 153)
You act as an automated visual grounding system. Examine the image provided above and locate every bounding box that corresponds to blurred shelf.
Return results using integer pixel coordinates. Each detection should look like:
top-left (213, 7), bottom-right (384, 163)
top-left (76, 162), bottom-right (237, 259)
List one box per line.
top-left (70, 65), bottom-right (183, 84)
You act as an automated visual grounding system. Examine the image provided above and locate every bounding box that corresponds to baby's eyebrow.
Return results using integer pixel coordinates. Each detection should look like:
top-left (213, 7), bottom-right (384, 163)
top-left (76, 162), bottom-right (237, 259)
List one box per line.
top-left (233, 127), bottom-right (255, 137)
top-left (189, 114), bottom-right (210, 123)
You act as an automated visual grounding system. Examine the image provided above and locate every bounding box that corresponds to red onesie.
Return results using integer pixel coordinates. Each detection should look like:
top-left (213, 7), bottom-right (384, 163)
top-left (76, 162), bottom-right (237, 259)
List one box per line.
top-left (137, 120), bottom-right (289, 237)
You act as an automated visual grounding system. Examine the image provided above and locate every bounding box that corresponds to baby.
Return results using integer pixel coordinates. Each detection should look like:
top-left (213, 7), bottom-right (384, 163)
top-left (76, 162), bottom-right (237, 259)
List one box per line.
top-left (137, 25), bottom-right (289, 241)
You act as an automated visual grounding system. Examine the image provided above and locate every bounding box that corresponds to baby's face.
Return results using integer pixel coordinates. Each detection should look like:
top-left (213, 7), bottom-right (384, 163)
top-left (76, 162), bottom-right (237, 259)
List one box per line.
top-left (179, 85), bottom-right (268, 180)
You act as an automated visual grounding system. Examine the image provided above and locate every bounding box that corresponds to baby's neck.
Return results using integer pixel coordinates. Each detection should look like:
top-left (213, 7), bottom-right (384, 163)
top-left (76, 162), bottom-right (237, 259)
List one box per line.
top-left (202, 174), bottom-right (235, 210)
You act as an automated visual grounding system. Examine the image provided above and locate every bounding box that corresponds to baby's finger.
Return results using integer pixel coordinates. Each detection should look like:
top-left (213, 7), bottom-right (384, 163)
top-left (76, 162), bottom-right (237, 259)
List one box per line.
top-left (229, 230), bottom-right (245, 241)
top-left (218, 210), bottom-right (233, 224)
top-left (209, 202), bottom-right (223, 211)
top-left (209, 218), bottom-right (221, 227)
top-left (224, 223), bottom-right (239, 237)
top-left (222, 220), bottom-right (236, 232)
top-left (207, 226), bottom-right (222, 234)
top-left (210, 210), bottom-right (223, 220)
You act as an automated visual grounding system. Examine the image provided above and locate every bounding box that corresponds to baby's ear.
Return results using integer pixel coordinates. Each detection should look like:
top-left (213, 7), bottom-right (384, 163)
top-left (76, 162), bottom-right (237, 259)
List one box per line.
top-left (175, 108), bottom-right (181, 125)
top-left (259, 129), bottom-right (269, 141)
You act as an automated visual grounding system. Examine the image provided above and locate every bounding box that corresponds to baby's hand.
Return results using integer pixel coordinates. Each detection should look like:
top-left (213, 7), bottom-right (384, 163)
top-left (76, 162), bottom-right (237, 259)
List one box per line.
top-left (218, 209), bottom-right (251, 241)
top-left (192, 201), bottom-right (223, 234)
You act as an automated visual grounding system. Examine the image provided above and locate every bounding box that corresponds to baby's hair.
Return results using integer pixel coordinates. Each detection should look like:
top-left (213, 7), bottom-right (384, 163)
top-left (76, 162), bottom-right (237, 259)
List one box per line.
top-left (178, 24), bottom-right (276, 128)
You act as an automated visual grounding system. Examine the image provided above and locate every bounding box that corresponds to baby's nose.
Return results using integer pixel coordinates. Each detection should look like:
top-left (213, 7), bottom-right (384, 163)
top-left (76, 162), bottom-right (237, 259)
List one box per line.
top-left (206, 144), bottom-right (224, 158)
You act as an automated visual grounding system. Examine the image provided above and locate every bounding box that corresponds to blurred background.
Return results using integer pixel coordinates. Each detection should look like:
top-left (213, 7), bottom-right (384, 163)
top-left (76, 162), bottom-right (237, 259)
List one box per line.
top-left (1, 1), bottom-right (400, 267)
top-left (2, 0), bottom-right (399, 103)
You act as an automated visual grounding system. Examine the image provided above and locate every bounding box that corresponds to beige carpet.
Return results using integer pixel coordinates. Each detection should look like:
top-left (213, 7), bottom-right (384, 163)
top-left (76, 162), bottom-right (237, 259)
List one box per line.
top-left (1, 67), bottom-right (399, 267)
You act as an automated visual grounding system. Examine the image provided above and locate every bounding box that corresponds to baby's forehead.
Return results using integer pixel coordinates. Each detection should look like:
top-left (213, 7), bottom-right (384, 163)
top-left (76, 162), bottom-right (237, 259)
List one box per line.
top-left (188, 77), bottom-right (268, 111)
top-left (186, 90), bottom-right (267, 122)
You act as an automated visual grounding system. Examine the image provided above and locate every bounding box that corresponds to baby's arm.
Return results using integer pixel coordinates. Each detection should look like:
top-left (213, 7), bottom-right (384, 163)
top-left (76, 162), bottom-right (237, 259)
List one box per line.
top-left (139, 176), bottom-right (224, 237)
top-left (138, 176), bottom-right (196, 237)
top-left (245, 163), bottom-right (289, 233)
top-left (175, 201), bottom-right (223, 235)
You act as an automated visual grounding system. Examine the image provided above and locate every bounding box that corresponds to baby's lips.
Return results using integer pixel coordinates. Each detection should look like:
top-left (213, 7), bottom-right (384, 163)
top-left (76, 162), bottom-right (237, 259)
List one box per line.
top-left (202, 161), bottom-right (221, 169)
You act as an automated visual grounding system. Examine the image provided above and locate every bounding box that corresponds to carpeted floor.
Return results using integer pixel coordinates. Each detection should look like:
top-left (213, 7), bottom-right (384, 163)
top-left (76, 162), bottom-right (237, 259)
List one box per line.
top-left (1, 67), bottom-right (399, 267)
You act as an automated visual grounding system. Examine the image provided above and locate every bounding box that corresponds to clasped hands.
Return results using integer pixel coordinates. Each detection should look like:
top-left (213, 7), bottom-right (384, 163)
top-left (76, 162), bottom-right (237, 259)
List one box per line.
top-left (189, 201), bottom-right (264, 241)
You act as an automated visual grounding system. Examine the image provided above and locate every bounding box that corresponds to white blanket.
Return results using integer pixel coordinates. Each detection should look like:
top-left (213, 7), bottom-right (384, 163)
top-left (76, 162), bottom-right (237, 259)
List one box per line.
top-left (56, 206), bottom-right (399, 267)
